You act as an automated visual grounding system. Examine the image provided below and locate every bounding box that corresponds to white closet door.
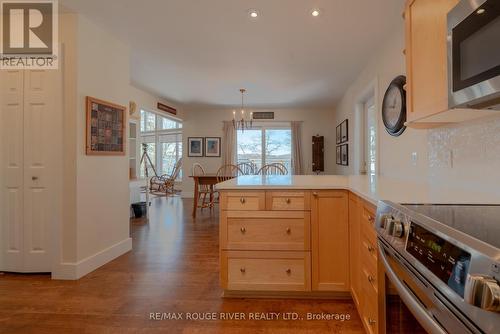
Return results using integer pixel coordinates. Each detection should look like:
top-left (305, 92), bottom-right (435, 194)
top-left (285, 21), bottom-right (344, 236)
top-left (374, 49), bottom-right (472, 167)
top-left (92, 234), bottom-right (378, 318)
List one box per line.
top-left (22, 69), bottom-right (58, 272)
top-left (0, 69), bottom-right (59, 273)
top-left (0, 70), bottom-right (25, 272)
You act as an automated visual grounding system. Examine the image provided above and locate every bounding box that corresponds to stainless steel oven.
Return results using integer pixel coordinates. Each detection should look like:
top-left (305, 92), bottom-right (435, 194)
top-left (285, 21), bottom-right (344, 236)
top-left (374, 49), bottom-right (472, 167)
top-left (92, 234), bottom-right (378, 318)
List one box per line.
top-left (376, 202), bottom-right (500, 334)
top-left (448, 0), bottom-right (500, 109)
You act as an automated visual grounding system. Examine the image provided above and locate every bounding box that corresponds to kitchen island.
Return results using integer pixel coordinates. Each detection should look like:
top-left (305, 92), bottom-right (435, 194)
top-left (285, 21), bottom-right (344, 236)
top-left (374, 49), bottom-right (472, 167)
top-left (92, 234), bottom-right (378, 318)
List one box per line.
top-left (216, 175), bottom-right (498, 334)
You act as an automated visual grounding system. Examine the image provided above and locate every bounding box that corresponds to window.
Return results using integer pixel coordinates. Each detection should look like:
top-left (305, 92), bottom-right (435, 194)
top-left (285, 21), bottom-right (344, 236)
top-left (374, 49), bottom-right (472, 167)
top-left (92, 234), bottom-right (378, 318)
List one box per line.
top-left (140, 110), bottom-right (182, 179)
top-left (364, 99), bottom-right (377, 177)
top-left (236, 126), bottom-right (292, 173)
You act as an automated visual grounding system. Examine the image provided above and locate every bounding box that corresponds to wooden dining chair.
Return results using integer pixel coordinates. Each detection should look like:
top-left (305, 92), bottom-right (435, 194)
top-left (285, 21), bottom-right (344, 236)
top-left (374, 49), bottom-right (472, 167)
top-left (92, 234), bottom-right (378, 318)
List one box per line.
top-left (192, 163), bottom-right (213, 209)
top-left (273, 162), bottom-right (289, 175)
top-left (258, 163), bottom-right (287, 175)
top-left (237, 162), bottom-right (257, 175)
top-left (216, 164), bottom-right (243, 183)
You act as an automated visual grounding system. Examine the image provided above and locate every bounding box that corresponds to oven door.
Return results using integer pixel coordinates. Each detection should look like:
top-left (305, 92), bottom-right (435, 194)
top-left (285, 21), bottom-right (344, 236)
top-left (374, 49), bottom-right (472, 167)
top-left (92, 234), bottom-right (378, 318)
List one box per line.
top-left (378, 239), bottom-right (479, 334)
top-left (448, 0), bottom-right (500, 108)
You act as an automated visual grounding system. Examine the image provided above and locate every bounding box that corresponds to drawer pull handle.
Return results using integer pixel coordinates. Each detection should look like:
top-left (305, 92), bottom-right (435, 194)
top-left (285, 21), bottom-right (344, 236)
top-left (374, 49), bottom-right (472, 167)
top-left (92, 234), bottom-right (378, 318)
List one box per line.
top-left (286, 268), bottom-right (292, 275)
top-left (240, 197), bottom-right (246, 204)
top-left (368, 275), bottom-right (375, 283)
top-left (312, 192), bottom-right (318, 197)
top-left (285, 198), bottom-right (291, 204)
top-left (240, 227), bottom-right (246, 234)
top-left (240, 267), bottom-right (246, 273)
top-left (368, 318), bottom-right (376, 325)
top-left (286, 227), bottom-right (291, 235)
top-left (368, 216), bottom-right (375, 223)
top-left (367, 245), bottom-right (375, 252)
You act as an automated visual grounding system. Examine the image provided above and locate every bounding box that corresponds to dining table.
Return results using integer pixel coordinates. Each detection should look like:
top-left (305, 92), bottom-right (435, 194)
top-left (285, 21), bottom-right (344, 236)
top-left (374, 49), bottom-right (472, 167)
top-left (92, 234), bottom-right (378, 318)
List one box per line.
top-left (189, 174), bottom-right (235, 218)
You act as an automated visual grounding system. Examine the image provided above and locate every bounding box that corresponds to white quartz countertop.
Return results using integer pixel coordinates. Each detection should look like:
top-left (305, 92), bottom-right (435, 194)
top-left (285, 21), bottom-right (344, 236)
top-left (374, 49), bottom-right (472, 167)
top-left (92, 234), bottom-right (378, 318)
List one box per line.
top-left (216, 175), bottom-right (500, 206)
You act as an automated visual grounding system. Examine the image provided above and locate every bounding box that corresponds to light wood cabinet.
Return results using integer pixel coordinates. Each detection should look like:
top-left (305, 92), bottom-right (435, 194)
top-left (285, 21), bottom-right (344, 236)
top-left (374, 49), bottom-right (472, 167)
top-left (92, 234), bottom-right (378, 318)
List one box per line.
top-left (352, 199), bottom-right (384, 334)
top-left (220, 190), bottom-right (312, 293)
top-left (220, 211), bottom-right (310, 251)
top-left (220, 191), bottom-right (266, 211)
top-left (311, 190), bottom-right (350, 292)
top-left (221, 250), bottom-right (311, 292)
top-left (265, 191), bottom-right (311, 211)
top-left (405, 0), bottom-right (460, 125)
top-left (349, 193), bottom-right (361, 308)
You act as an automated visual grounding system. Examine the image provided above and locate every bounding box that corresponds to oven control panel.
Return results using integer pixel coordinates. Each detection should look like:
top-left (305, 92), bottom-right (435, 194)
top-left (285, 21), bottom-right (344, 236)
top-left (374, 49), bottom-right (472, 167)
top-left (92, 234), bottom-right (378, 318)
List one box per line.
top-left (406, 222), bottom-right (471, 297)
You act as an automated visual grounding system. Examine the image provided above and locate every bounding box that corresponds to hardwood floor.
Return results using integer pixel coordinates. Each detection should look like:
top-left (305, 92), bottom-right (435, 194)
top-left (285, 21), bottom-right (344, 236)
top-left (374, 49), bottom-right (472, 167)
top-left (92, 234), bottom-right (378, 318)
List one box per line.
top-left (0, 197), bottom-right (364, 333)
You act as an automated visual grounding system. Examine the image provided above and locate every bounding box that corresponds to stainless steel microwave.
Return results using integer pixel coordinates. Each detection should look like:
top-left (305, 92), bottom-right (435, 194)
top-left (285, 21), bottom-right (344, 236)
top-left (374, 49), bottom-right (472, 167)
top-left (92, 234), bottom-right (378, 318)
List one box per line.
top-left (447, 0), bottom-right (500, 110)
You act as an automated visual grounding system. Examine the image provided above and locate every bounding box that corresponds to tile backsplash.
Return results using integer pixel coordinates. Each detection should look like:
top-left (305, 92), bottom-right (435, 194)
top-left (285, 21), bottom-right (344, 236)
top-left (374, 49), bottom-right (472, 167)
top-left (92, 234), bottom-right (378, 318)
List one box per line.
top-left (428, 114), bottom-right (500, 196)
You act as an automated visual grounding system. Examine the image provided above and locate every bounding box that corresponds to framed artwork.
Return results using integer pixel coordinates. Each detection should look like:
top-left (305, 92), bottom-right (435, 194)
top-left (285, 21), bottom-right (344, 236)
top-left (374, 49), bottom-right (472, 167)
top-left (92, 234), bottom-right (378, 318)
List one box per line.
top-left (86, 96), bottom-right (126, 156)
top-left (340, 119), bottom-right (349, 143)
top-left (336, 125), bottom-right (341, 145)
top-left (205, 137), bottom-right (221, 157)
top-left (188, 137), bottom-right (203, 157)
top-left (336, 146), bottom-right (341, 165)
top-left (340, 144), bottom-right (349, 166)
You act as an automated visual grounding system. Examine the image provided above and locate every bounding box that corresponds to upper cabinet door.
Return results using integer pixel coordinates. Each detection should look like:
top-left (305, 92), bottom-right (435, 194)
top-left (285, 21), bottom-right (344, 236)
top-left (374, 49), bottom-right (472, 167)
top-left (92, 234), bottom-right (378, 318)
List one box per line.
top-left (405, 0), bottom-right (460, 122)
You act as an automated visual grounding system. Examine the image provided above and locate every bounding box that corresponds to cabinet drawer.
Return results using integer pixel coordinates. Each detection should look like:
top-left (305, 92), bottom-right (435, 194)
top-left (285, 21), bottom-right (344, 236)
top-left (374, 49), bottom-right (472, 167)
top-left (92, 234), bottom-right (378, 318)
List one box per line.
top-left (361, 282), bottom-right (379, 334)
top-left (361, 203), bottom-right (377, 244)
top-left (221, 191), bottom-right (265, 211)
top-left (266, 191), bottom-right (310, 211)
top-left (221, 251), bottom-right (311, 291)
top-left (360, 232), bottom-right (378, 265)
top-left (361, 260), bottom-right (378, 295)
top-left (222, 212), bottom-right (310, 251)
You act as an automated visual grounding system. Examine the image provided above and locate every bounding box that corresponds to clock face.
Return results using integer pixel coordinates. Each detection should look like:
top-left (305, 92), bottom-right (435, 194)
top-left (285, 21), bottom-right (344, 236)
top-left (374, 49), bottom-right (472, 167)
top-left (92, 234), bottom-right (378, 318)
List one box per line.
top-left (384, 86), bottom-right (402, 128)
top-left (382, 76), bottom-right (407, 137)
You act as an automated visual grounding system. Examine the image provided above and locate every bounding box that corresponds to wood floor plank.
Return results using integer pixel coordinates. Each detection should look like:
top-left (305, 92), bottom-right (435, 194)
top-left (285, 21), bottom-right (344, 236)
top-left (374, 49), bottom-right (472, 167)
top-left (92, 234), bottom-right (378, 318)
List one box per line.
top-left (0, 197), bottom-right (364, 333)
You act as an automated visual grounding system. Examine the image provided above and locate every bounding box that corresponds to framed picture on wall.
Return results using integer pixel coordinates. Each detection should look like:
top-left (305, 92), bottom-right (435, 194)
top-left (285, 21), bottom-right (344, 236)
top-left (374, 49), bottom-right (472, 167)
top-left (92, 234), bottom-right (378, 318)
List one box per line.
top-left (336, 146), bottom-right (341, 165)
top-left (336, 125), bottom-right (341, 145)
top-left (86, 96), bottom-right (126, 156)
top-left (188, 137), bottom-right (203, 157)
top-left (340, 144), bottom-right (349, 166)
top-left (340, 119), bottom-right (349, 143)
top-left (205, 137), bottom-right (221, 157)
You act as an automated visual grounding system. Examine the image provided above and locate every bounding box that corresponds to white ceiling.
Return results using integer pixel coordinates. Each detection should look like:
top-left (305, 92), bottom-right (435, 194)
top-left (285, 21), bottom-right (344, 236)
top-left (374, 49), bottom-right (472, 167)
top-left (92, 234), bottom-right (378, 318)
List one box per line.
top-left (60, 0), bottom-right (405, 109)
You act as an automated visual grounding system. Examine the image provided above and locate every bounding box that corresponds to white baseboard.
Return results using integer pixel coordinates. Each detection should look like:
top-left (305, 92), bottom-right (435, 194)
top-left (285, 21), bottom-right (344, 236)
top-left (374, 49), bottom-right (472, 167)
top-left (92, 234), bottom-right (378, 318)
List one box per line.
top-left (52, 238), bottom-right (132, 280)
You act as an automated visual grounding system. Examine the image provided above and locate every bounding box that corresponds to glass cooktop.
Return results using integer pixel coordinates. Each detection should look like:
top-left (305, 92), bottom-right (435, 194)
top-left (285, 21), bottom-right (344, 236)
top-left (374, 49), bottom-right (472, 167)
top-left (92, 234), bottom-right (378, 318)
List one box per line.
top-left (402, 204), bottom-right (500, 249)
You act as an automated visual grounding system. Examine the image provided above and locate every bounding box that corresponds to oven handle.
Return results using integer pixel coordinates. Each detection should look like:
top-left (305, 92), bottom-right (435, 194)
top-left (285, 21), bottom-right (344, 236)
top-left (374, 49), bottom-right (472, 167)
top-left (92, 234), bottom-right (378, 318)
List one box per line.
top-left (378, 240), bottom-right (447, 334)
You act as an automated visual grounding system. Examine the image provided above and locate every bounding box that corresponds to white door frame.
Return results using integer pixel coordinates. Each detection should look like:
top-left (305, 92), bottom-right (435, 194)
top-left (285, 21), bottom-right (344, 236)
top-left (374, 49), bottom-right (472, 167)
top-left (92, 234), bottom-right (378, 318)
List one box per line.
top-left (354, 77), bottom-right (380, 175)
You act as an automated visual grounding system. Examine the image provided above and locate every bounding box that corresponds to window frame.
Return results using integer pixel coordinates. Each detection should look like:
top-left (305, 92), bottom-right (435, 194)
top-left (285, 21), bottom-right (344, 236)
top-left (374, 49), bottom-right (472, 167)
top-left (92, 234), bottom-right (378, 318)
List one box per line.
top-left (139, 109), bottom-right (183, 180)
top-left (236, 122), bottom-right (292, 174)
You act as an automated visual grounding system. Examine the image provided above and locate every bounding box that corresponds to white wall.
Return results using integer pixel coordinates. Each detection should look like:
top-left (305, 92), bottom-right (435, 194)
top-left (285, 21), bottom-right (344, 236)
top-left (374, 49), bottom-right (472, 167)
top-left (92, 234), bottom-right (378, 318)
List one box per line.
top-left (56, 13), bottom-right (173, 278)
top-left (334, 17), bottom-right (500, 198)
top-left (334, 23), bottom-right (428, 181)
top-left (129, 85), bottom-right (185, 120)
top-left (181, 108), bottom-right (335, 197)
top-left (75, 15), bottom-right (132, 262)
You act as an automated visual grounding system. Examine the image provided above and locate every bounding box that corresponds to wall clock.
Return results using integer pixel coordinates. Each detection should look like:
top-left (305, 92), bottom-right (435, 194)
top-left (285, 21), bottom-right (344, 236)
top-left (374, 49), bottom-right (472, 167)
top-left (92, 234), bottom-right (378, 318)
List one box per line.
top-left (382, 75), bottom-right (407, 137)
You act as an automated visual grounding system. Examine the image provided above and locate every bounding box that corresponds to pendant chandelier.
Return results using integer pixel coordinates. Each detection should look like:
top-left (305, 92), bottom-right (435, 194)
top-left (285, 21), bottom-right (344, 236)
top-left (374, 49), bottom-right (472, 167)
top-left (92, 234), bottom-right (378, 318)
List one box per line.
top-left (232, 88), bottom-right (253, 132)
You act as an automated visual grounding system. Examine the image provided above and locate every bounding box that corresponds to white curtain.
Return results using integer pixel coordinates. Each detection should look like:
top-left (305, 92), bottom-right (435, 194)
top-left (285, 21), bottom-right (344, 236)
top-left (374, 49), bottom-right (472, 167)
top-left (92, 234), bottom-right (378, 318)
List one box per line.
top-left (222, 121), bottom-right (236, 166)
top-left (291, 121), bottom-right (303, 175)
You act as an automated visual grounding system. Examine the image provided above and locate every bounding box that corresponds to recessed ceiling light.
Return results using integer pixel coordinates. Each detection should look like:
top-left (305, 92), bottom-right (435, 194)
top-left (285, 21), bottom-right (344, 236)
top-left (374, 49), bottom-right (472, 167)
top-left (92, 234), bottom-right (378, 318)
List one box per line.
top-left (248, 9), bottom-right (259, 19)
top-left (311, 9), bottom-right (320, 17)
top-left (476, 8), bottom-right (486, 14)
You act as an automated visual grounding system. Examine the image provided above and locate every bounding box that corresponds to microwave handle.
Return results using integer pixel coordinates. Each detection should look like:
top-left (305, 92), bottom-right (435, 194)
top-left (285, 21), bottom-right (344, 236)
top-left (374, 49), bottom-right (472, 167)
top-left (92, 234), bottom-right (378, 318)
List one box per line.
top-left (378, 240), bottom-right (447, 334)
